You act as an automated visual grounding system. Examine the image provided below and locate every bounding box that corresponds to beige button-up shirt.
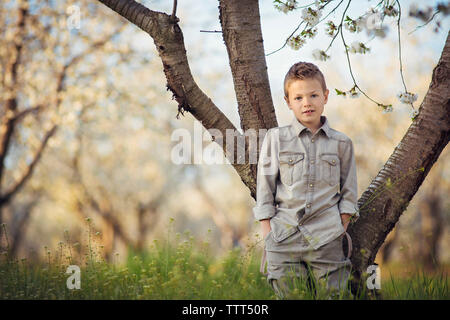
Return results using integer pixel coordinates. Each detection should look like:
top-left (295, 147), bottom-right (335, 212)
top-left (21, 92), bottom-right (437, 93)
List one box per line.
top-left (253, 115), bottom-right (359, 250)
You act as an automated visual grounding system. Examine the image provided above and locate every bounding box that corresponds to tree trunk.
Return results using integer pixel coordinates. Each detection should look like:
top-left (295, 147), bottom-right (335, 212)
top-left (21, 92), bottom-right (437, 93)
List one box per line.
top-left (417, 187), bottom-right (443, 271)
top-left (218, 0), bottom-right (277, 132)
top-left (348, 31), bottom-right (450, 285)
top-left (96, 1), bottom-right (450, 288)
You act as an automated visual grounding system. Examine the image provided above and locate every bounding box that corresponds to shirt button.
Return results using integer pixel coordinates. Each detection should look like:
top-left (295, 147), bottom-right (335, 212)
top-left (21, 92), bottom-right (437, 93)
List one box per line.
top-left (332, 159), bottom-right (336, 164)
top-left (309, 183), bottom-right (313, 187)
top-left (311, 138), bottom-right (315, 142)
top-left (310, 160), bottom-right (315, 164)
top-left (306, 203), bottom-right (311, 208)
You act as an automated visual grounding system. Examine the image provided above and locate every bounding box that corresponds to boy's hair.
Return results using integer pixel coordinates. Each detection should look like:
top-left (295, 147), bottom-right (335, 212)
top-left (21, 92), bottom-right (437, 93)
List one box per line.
top-left (284, 62), bottom-right (327, 98)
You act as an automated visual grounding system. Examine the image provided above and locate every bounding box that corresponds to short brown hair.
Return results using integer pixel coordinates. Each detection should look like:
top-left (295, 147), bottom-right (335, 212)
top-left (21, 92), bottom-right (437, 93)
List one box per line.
top-left (284, 62), bottom-right (327, 98)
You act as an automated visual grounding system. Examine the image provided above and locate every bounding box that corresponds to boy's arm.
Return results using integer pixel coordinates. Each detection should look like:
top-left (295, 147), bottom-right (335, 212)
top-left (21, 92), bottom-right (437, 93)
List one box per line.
top-left (338, 138), bottom-right (359, 225)
top-left (252, 129), bottom-right (279, 223)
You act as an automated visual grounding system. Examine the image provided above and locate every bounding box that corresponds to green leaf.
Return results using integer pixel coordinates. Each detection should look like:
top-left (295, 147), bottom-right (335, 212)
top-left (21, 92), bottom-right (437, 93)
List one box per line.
top-left (335, 88), bottom-right (346, 96)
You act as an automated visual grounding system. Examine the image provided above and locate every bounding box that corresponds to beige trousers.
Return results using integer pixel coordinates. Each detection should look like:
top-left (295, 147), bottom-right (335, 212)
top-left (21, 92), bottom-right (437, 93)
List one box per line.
top-left (261, 230), bottom-right (353, 299)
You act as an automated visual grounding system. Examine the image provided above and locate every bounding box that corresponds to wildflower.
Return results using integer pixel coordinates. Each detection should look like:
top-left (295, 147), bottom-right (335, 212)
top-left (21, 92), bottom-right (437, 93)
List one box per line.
top-left (288, 35), bottom-right (306, 50)
top-left (349, 41), bottom-right (370, 54)
top-left (312, 49), bottom-right (330, 61)
top-left (301, 7), bottom-right (322, 26)
top-left (397, 91), bottom-right (418, 104)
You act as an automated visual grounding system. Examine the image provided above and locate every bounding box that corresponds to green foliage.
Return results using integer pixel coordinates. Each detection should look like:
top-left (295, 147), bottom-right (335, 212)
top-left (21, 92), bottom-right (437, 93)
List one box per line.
top-left (0, 228), bottom-right (448, 300)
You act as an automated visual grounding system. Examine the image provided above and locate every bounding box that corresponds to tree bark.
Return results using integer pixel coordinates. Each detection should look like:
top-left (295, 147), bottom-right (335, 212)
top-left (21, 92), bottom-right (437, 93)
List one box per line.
top-left (218, 0), bottom-right (277, 132)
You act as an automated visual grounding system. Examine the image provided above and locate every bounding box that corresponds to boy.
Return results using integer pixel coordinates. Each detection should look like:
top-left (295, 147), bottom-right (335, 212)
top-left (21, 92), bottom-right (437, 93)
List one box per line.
top-left (253, 62), bottom-right (358, 298)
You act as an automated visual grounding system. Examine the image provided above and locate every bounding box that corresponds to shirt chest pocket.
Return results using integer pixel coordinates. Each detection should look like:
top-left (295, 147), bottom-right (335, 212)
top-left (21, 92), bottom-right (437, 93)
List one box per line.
top-left (279, 153), bottom-right (304, 186)
top-left (320, 154), bottom-right (340, 186)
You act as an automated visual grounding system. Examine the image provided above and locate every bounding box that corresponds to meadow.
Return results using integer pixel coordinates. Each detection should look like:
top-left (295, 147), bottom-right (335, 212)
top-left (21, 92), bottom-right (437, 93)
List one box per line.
top-left (0, 223), bottom-right (448, 300)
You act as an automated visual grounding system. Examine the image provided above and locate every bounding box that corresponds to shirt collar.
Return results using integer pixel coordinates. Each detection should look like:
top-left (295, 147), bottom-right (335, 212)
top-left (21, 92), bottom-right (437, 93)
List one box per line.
top-left (291, 115), bottom-right (331, 138)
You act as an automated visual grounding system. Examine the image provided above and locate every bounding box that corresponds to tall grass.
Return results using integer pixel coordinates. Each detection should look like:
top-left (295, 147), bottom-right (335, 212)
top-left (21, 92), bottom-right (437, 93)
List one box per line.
top-left (0, 222), bottom-right (448, 300)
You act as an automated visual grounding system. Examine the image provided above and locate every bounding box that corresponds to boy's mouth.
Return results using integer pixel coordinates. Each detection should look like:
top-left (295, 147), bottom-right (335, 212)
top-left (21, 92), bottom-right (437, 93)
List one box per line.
top-left (303, 110), bottom-right (314, 114)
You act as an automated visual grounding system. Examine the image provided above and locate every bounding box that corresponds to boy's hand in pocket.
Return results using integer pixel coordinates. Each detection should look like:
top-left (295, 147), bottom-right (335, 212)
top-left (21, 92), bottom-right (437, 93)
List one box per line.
top-left (340, 213), bottom-right (352, 231)
top-left (261, 219), bottom-right (271, 239)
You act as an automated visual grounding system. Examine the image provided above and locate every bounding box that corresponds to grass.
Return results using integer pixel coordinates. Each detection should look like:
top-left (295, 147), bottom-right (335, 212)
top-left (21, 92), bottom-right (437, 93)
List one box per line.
top-left (0, 223), bottom-right (448, 300)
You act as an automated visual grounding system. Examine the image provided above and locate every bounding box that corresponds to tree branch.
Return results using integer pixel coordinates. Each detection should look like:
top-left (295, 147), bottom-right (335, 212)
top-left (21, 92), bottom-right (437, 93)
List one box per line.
top-left (97, 0), bottom-right (259, 196)
top-left (0, 125), bottom-right (58, 206)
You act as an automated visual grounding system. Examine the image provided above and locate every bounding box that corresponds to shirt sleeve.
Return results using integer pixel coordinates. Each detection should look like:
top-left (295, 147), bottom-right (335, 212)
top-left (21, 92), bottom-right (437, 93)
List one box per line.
top-left (338, 138), bottom-right (359, 220)
top-left (252, 128), bottom-right (279, 221)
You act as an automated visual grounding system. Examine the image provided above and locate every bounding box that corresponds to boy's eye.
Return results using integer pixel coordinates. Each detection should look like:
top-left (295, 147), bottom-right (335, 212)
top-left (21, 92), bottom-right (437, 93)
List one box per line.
top-left (295, 94), bottom-right (317, 100)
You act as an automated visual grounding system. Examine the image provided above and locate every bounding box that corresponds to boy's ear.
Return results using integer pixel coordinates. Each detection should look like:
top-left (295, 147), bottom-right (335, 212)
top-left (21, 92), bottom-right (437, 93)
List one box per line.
top-left (284, 96), bottom-right (291, 109)
top-left (324, 89), bottom-right (329, 104)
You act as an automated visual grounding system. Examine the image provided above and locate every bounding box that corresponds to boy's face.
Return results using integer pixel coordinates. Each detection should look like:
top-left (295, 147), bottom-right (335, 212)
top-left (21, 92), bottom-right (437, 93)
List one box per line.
top-left (284, 78), bottom-right (329, 129)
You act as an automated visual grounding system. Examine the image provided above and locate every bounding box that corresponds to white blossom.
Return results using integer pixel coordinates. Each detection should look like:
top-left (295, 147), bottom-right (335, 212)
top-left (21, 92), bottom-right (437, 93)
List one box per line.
top-left (397, 91), bottom-right (418, 104)
top-left (348, 87), bottom-right (359, 98)
top-left (314, 0), bottom-right (328, 9)
top-left (312, 49), bottom-right (330, 61)
top-left (349, 41), bottom-right (370, 54)
top-left (344, 17), bottom-right (365, 33)
top-left (325, 20), bottom-right (337, 37)
top-left (366, 24), bottom-right (388, 38)
top-left (301, 7), bottom-right (322, 26)
top-left (288, 36), bottom-right (306, 50)
top-left (383, 5), bottom-right (399, 17)
top-left (410, 109), bottom-right (419, 119)
top-left (275, 1), bottom-right (297, 14)
top-left (382, 105), bottom-right (393, 114)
